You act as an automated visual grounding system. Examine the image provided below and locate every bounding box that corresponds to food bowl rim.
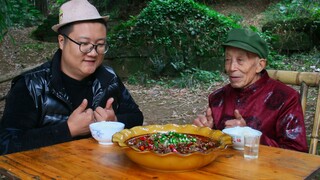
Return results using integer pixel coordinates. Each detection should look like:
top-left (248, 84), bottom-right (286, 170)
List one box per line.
top-left (112, 124), bottom-right (232, 157)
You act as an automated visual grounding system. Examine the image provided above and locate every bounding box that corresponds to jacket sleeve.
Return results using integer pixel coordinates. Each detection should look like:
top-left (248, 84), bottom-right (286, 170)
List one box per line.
top-left (114, 79), bottom-right (144, 129)
top-left (0, 78), bottom-right (73, 155)
top-left (260, 92), bottom-right (308, 153)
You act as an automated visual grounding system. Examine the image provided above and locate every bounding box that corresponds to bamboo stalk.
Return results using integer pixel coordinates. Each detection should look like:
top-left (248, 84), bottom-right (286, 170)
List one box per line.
top-left (267, 69), bottom-right (320, 155)
top-left (309, 83), bottom-right (320, 155)
top-left (300, 82), bottom-right (308, 116)
top-left (267, 69), bottom-right (320, 87)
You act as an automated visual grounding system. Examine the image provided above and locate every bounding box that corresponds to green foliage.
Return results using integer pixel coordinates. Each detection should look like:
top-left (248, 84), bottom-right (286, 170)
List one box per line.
top-left (0, 0), bottom-right (47, 44)
top-left (263, 0), bottom-right (320, 22)
top-left (265, 46), bottom-right (320, 72)
top-left (284, 49), bottom-right (320, 71)
top-left (8, 0), bottom-right (44, 27)
top-left (0, 0), bottom-right (11, 42)
top-left (108, 0), bottom-right (240, 78)
top-left (260, 0), bottom-right (320, 68)
top-left (262, 0), bottom-right (320, 37)
top-left (128, 68), bottom-right (224, 89)
top-left (127, 71), bottom-right (152, 85)
top-left (227, 13), bottom-right (244, 24)
top-left (168, 68), bottom-right (223, 88)
top-left (0, 0), bottom-right (44, 38)
top-left (266, 52), bottom-right (288, 70)
top-left (48, 0), bottom-right (67, 15)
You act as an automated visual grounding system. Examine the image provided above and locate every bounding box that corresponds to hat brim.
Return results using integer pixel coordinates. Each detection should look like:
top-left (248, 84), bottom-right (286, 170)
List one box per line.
top-left (222, 41), bottom-right (263, 58)
top-left (51, 15), bottom-right (110, 32)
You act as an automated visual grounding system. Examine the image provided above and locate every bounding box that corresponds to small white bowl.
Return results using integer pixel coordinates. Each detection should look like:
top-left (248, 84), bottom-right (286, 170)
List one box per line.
top-left (89, 121), bottom-right (125, 145)
top-left (222, 126), bottom-right (262, 150)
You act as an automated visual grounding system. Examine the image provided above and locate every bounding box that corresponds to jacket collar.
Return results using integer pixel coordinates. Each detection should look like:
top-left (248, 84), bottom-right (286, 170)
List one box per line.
top-left (232, 69), bottom-right (269, 95)
top-left (50, 49), bottom-right (64, 93)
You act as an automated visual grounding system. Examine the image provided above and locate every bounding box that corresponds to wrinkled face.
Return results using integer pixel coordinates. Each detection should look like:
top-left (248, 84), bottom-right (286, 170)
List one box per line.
top-left (225, 46), bottom-right (266, 89)
top-left (58, 22), bottom-right (107, 80)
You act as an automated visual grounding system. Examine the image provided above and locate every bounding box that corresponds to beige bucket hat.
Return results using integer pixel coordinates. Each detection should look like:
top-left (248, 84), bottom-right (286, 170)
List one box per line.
top-left (52, 0), bottom-right (109, 32)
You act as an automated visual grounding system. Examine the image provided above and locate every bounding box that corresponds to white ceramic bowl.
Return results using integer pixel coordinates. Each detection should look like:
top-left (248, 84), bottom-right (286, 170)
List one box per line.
top-left (222, 126), bottom-right (262, 150)
top-left (89, 121), bottom-right (125, 145)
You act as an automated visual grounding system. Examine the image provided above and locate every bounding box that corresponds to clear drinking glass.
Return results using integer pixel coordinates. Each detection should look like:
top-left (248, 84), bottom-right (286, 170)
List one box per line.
top-left (244, 134), bottom-right (261, 159)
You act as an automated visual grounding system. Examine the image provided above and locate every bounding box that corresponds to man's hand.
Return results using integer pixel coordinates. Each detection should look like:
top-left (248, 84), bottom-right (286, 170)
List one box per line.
top-left (193, 107), bottom-right (214, 128)
top-left (94, 97), bottom-right (117, 122)
top-left (224, 109), bottom-right (246, 128)
top-left (67, 99), bottom-right (94, 137)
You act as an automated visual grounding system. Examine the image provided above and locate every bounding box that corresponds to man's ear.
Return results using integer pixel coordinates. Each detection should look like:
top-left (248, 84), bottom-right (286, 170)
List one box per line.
top-left (256, 58), bottom-right (266, 73)
top-left (58, 34), bottom-right (65, 50)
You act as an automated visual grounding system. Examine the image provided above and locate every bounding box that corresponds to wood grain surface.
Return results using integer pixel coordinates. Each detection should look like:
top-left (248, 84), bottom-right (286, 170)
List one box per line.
top-left (0, 138), bottom-right (319, 180)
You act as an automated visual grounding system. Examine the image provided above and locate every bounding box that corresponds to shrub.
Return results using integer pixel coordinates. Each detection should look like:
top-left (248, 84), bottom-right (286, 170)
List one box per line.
top-left (262, 0), bottom-right (320, 52)
top-left (107, 0), bottom-right (240, 78)
top-left (0, 0), bottom-right (10, 42)
top-left (263, 0), bottom-right (320, 22)
top-left (8, 0), bottom-right (44, 28)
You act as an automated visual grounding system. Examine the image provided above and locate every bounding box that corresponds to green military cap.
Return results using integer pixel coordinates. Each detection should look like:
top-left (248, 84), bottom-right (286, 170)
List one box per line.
top-left (222, 28), bottom-right (268, 59)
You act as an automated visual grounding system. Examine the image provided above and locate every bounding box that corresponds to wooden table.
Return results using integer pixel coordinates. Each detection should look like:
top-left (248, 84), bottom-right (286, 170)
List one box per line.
top-left (0, 138), bottom-right (319, 180)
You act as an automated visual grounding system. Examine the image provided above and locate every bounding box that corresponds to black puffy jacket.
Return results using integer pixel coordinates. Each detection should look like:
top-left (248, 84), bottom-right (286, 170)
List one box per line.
top-left (0, 49), bottom-right (143, 154)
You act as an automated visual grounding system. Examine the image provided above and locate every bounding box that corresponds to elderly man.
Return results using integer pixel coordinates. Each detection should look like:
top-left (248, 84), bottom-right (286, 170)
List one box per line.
top-left (0, 0), bottom-right (143, 154)
top-left (194, 28), bottom-right (308, 152)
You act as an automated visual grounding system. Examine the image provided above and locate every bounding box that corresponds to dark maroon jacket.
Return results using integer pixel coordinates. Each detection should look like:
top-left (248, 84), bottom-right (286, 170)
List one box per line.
top-left (209, 70), bottom-right (308, 152)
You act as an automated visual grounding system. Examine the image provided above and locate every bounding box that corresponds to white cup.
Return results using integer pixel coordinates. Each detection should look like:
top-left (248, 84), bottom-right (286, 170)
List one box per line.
top-left (243, 131), bottom-right (262, 159)
top-left (89, 121), bottom-right (125, 145)
top-left (222, 126), bottom-right (260, 150)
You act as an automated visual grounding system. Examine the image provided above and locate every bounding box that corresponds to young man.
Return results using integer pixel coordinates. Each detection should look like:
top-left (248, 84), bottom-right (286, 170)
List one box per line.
top-left (194, 28), bottom-right (308, 152)
top-left (0, 0), bottom-right (143, 154)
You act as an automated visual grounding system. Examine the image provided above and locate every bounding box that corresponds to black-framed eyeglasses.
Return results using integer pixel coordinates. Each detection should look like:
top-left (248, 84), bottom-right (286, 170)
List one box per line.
top-left (61, 34), bottom-right (109, 55)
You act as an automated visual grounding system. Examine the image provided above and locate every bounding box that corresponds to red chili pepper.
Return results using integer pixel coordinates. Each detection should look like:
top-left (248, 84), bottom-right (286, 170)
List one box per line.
top-left (169, 145), bottom-right (177, 152)
top-left (139, 145), bottom-right (145, 151)
top-left (187, 143), bottom-right (193, 148)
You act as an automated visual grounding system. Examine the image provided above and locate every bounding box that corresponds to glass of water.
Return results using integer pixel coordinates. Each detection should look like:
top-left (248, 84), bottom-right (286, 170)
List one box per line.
top-left (244, 134), bottom-right (261, 159)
